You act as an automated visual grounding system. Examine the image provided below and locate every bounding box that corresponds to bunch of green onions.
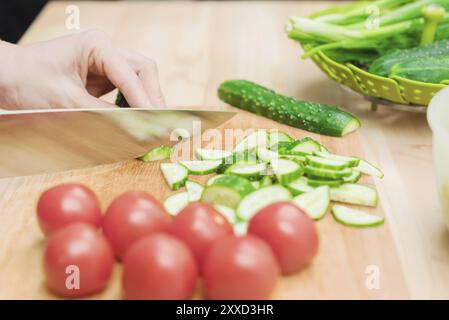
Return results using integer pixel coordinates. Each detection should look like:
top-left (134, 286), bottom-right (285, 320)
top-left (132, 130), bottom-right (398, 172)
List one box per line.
top-left (286, 0), bottom-right (449, 67)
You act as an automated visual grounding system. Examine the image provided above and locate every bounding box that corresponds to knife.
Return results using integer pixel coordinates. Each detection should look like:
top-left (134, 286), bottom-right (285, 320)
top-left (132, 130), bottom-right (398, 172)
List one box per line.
top-left (0, 108), bottom-right (235, 178)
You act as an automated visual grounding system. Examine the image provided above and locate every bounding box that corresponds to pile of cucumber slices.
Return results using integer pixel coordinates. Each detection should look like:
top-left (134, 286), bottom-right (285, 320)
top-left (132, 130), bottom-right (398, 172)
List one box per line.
top-left (158, 130), bottom-right (385, 233)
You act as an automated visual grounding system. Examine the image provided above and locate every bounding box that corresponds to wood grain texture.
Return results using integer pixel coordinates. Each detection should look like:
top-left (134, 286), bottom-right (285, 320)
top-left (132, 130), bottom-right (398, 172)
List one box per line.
top-left (0, 1), bottom-right (446, 299)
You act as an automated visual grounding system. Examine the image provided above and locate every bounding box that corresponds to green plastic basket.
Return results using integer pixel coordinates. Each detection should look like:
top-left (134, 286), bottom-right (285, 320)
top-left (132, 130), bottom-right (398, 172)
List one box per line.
top-left (305, 44), bottom-right (447, 107)
top-left (299, 0), bottom-right (448, 108)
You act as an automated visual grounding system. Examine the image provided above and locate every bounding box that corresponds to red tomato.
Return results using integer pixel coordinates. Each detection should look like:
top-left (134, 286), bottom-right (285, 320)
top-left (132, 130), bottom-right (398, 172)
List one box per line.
top-left (37, 183), bottom-right (102, 235)
top-left (122, 233), bottom-right (198, 300)
top-left (168, 203), bottom-right (233, 271)
top-left (44, 223), bottom-right (114, 297)
top-left (203, 235), bottom-right (279, 300)
top-left (102, 191), bottom-right (171, 259)
top-left (248, 201), bottom-right (318, 275)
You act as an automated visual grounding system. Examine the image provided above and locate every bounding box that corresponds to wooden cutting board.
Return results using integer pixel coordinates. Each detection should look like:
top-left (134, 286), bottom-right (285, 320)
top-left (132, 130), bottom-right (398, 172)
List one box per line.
top-left (0, 106), bottom-right (408, 299)
top-left (0, 1), bottom-right (411, 299)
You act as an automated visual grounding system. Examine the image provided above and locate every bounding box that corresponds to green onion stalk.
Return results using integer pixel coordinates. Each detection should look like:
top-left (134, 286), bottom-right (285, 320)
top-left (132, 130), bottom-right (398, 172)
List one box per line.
top-left (286, 0), bottom-right (449, 67)
top-left (313, 0), bottom-right (413, 25)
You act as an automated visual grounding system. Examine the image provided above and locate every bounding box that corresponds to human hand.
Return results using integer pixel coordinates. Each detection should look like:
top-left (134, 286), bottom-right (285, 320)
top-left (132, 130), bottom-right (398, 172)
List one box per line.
top-left (0, 29), bottom-right (165, 110)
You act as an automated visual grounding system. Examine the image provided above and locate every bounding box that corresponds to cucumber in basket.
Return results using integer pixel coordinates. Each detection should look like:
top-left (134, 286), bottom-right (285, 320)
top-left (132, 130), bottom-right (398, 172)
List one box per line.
top-left (218, 80), bottom-right (360, 137)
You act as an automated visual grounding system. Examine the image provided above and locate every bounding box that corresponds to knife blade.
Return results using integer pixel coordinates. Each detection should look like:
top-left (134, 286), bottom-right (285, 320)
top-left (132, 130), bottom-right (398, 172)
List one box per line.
top-left (0, 108), bottom-right (235, 178)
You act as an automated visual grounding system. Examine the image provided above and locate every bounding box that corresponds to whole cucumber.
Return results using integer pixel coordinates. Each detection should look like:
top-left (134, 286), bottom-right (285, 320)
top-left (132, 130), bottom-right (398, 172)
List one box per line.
top-left (218, 80), bottom-right (360, 137)
top-left (369, 40), bottom-right (449, 77)
top-left (391, 56), bottom-right (449, 83)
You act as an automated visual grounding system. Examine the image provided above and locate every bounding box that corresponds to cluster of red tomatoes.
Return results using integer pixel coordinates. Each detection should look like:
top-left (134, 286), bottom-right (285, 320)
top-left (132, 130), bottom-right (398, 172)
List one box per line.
top-left (37, 183), bottom-right (318, 299)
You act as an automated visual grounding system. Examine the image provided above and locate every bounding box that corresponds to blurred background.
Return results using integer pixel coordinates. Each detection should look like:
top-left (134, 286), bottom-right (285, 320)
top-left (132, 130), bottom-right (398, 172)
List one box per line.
top-left (0, 0), bottom-right (345, 43)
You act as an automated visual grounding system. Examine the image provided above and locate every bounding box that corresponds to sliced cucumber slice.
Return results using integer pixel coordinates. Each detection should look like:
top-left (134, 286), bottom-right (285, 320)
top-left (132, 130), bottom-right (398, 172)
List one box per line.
top-left (260, 175), bottom-right (273, 188)
top-left (280, 154), bottom-right (306, 162)
top-left (290, 137), bottom-right (322, 154)
top-left (330, 183), bottom-right (378, 207)
top-left (266, 166), bottom-right (275, 178)
top-left (270, 158), bottom-right (304, 185)
top-left (164, 192), bottom-right (189, 216)
top-left (332, 204), bottom-right (384, 227)
top-left (286, 176), bottom-right (314, 196)
top-left (214, 205), bottom-right (237, 224)
top-left (237, 185), bottom-right (291, 221)
top-left (306, 155), bottom-right (349, 170)
top-left (270, 141), bottom-right (293, 153)
top-left (233, 222), bottom-right (248, 236)
top-left (218, 151), bottom-right (257, 172)
top-left (139, 145), bottom-right (172, 162)
top-left (307, 178), bottom-right (343, 188)
top-left (256, 147), bottom-right (279, 163)
top-left (314, 151), bottom-right (359, 167)
top-left (195, 148), bottom-right (233, 161)
top-left (185, 180), bottom-right (204, 202)
top-left (231, 150), bottom-right (258, 163)
top-left (305, 166), bottom-right (352, 179)
top-left (235, 130), bottom-right (269, 152)
top-left (180, 160), bottom-right (222, 175)
top-left (293, 186), bottom-right (329, 220)
top-left (225, 161), bottom-right (267, 180)
top-left (160, 163), bottom-right (188, 190)
top-left (319, 144), bottom-right (330, 153)
top-left (271, 142), bottom-right (307, 161)
top-left (342, 170), bottom-right (362, 183)
top-left (268, 131), bottom-right (293, 148)
top-left (251, 181), bottom-right (261, 189)
top-left (356, 159), bottom-right (384, 178)
top-left (201, 175), bottom-right (256, 208)
top-left (206, 174), bottom-right (226, 186)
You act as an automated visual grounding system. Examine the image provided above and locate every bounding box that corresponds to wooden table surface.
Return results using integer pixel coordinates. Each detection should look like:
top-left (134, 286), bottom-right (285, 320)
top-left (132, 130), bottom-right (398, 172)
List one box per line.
top-left (1, 1), bottom-right (447, 299)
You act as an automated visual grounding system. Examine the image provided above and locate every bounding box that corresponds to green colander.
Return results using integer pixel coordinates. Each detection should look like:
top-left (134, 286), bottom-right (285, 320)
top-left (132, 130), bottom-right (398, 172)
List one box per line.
top-left (304, 45), bottom-right (446, 108)
top-left (301, 3), bottom-right (448, 109)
